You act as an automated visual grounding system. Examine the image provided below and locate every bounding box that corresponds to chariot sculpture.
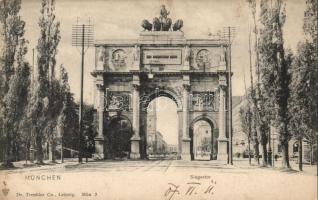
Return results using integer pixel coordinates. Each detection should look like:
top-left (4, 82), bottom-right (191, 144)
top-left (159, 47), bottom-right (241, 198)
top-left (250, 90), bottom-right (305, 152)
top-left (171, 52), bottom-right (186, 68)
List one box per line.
top-left (141, 5), bottom-right (183, 31)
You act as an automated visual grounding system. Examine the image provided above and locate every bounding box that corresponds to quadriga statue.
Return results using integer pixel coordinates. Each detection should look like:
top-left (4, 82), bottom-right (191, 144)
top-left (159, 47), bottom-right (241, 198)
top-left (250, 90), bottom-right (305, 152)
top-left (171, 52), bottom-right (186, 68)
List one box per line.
top-left (153, 17), bottom-right (161, 31)
top-left (173, 19), bottom-right (183, 31)
top-left (161, 18), bottom-right (172, 31)
top-left (141, 5), bottom-right (182, 32)
top-left (141, 19), bottom-right (152, 31)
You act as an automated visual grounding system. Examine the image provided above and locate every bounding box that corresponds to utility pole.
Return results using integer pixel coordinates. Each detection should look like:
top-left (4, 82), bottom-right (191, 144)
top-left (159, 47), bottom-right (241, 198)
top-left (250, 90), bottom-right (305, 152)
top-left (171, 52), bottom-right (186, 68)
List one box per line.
top-left (223, 26), bottom-right (236, 165)
top-left (72, 20), bottom-right (94, 163)
top-left (268, 124), bottom-right (272, 166)
top-left (30, 48), bottom-right (35, 163)
top-left (243, 69), bottom-right (252, 166)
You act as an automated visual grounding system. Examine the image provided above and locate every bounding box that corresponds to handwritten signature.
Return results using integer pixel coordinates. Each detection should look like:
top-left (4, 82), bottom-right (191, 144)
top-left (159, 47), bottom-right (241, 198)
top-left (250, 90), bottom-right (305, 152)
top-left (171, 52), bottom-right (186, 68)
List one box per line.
top-left (164, 180), bottom-right (216, 200)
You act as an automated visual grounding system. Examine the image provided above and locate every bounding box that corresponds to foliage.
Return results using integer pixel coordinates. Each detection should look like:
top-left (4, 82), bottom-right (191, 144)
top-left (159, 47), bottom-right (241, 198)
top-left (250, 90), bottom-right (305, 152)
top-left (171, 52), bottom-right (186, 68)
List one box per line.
top-left (258, 0), bottom-right (292, 168)
top-left (303, 0), bottom-right (318, 44)
top-left (239, 100), bottom-right (252, 140)
top-left (27, 0), bottom-right (61, 163)
top-left (289, 0), bottom-right (318, 163)
top-left (57, 65), bottom-right (79, 152)
top-left (0, 0), bottom-right (25, 93)
top-left (0, 0), bottom-right (28, 167)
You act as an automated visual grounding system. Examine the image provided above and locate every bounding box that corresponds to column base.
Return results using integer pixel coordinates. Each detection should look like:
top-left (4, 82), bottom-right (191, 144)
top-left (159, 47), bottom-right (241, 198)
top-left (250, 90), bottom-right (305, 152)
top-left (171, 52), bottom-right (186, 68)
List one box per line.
top-left (94, 137), bottom-right (105, 160)
top-left (130, 137), bottom-right (141, 159)
top-left (181, 138), bottom-right (191, 161)
top-left (217, 138), bottom-right (228, 162)
top-left (93, 153), bottom-right (105, 160)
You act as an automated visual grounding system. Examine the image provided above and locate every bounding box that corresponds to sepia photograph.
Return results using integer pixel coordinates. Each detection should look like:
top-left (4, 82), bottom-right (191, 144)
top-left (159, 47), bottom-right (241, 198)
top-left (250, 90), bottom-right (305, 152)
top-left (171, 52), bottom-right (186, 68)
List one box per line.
top-left (0, 0), bottom-right (317, 199)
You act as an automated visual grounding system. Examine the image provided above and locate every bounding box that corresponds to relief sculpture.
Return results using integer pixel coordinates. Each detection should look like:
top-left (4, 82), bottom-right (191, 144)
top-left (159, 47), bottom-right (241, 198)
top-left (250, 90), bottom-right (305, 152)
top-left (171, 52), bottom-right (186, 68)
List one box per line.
top-left (111, 49), bottom-right (127, 71)
top-left (192, 92), bottom-right (216, 111)
top-left (108, 92), bottom-right (131, 111)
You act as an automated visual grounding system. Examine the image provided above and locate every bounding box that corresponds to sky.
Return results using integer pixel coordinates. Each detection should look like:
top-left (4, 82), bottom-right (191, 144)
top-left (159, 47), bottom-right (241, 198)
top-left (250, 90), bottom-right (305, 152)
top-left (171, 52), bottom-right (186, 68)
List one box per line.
top-left (20, 0), bottom-right (307, 144)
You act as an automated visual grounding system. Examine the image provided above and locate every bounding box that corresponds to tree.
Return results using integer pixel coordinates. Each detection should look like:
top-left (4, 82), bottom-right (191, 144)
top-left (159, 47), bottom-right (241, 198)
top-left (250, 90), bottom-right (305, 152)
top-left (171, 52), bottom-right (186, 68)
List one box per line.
top-left (1, 39), bottom-right (30, 167)
top-left (56, 65), bottom-right (78, 162)
top-left (247, 0), bottom-right (260, 165)
top-left (239, 99), bottom-right (252, 165)
top-left (0, 0), bottom-right (25, 95)
top-left (28, 0), bottom-right (61, 164)
top-left (82, 104), bottom-right (96, 161)
top-left (289, 0), bottom-right (318, 168)
top-left (247, 0), bottom-right (274, 167)
top-left (0, 0), bottom-right (28, 167)
top-left (258, 0), bottom-right (292, 168)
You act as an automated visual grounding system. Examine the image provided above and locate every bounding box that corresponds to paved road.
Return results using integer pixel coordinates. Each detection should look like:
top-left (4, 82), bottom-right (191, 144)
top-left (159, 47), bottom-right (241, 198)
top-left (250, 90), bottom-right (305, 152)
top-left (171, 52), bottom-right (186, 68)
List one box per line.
top-left (1, 159), bottom-right (317, 200)
top-left (3, 158), bottom-right (316, 176)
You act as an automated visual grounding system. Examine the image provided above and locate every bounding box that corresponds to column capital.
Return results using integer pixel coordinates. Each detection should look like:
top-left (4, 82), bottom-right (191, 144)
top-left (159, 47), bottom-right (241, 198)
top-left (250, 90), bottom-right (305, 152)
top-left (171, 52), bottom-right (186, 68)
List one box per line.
top-left (132, 83), bottom-right (140, 91)
top-left (183, 84), bottom-right (191, 92)
top-left (218, 74), bottom-right (227, 87)
top-left (219, 84), bottom-right (227, 90)
top-left (96, 82), bottom-right (104, 91)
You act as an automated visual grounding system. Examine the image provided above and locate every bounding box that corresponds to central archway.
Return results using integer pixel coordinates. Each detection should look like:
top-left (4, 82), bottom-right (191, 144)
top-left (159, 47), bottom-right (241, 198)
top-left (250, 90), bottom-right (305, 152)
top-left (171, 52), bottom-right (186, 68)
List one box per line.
top-left (140, 89), bottom-right (182, 160)
top-left (146, 97), bottom-right (179, 159)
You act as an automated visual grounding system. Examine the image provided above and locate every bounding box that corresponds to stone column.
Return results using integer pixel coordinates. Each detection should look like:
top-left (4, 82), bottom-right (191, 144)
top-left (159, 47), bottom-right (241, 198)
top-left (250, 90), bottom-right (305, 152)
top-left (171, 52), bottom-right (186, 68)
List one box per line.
top-left (177, 110), bottom-right (183, 160)
top-left (181, 75), bottom-right (191, 160)
top-left (132, 45), bottom-right (140, 70)
top-left (217, 75), bottom-right (228, 161)
top-left (130, 75), bottom-right (141, 159)
top-left (183, 45), bottom-right (191, 70)
top-left (94, 78), bottom-right (105, 159)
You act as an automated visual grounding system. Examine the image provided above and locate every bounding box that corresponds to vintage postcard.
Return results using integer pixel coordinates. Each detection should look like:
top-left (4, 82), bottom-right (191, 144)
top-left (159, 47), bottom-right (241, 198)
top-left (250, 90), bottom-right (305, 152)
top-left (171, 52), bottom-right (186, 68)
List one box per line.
top-left (0, 0), bottom-right (317, 200)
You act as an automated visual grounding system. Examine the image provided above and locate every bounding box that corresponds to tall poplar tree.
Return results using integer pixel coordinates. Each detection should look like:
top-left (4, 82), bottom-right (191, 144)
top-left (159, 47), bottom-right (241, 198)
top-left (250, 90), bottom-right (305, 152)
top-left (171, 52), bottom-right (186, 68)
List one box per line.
top-left (258, 0), bottom-right (292, 168)
top-left (28, 0), bottom-right (60, 164)
top-left (0, 0), bottom-right (28, 167)
top-left (247, 0), bottom-right (271, 166)
top-left (289, 0), bottom-right (318, 168)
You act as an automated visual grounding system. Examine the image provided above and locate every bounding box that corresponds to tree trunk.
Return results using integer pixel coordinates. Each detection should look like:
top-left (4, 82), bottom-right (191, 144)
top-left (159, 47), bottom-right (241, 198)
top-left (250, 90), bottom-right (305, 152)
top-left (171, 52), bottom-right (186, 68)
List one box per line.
top-left (2, 128), bottom-right (14, 168)
top-left (29, 138), bottom-right (35, 163)
top-left (253, 142), bottom-right (260, 165)
top-left (36, 133), bottom-right (44, 164)
top-left (25, 144), bottom-right (28, 165)
top-left (298, 137), bottom-right (303, 171)
top-left (61, 136), bottom-right (64, 163)
top-left (268, 128), bottom-right (272, 166)
top-left (248, 137), bottom-right (251, 165)
top-left (261, 143), bottom-right (268, 167)
top-left (281, 141), bottom-right (290, 168)
top-left (51, 140), bottom-right (56, 163)
top-left (310, 144), bottom-right (313, 165)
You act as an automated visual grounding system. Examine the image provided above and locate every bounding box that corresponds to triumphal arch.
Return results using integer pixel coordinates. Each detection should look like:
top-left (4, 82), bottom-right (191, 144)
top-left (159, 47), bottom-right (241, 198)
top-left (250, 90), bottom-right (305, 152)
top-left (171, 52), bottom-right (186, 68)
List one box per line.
top-left (91, 6), bottom-right (231, 161)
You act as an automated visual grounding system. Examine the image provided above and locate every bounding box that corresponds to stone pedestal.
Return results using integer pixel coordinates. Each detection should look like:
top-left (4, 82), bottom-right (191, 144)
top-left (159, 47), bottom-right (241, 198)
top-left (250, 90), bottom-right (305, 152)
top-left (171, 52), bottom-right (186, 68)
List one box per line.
top-left (182, 138), bottom-right (191, 160)
top-left (94, 137), bottom-right (105, 160)
top-left (130, 136), bottom-right (141, 159)
top-left (217, 138), bottom-right (228, 161)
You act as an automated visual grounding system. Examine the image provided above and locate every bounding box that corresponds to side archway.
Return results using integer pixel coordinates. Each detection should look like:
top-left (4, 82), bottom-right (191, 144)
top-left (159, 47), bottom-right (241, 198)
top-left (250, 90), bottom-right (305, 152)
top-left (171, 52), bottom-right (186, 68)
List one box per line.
top-left (190, 115), bottom-right (218, 160)
top-left (105, 115), bottom-right (133, 159)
